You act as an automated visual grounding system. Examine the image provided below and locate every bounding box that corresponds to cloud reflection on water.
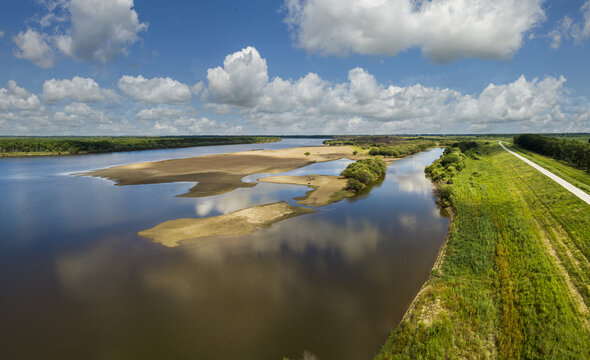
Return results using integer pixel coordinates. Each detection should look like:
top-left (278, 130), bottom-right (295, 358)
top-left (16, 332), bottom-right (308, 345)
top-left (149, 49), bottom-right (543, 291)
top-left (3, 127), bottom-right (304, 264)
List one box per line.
top-left (180, 215), bottom-right (381, 264)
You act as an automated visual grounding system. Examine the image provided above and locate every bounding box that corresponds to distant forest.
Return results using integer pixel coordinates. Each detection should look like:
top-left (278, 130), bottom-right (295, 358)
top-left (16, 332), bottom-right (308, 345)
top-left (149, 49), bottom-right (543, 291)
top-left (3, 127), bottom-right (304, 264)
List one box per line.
top-left (0, 136), bottom-right (281, 156)
top-left (514, 134), bottom-right (590, 172)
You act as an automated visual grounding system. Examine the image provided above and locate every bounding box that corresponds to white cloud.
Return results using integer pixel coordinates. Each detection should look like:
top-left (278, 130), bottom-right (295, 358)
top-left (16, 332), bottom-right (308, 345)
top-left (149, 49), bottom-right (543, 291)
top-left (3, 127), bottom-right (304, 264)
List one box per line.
top-left (191, 81), bottom-right (205, 96)
top-left (283, 0), bottom-right (545, 62)
top-left (42, 76), bottom-right (118, 104)
top-left (207, 46), bottom-right (269, 106)
top-left (62, 102), bottom-right (111, 123)
top-left (202, 47), bottom-right (583, 134)
top-left (152, 116), bottom-right (220, 135)
top-left (136, 107), bottom-right (186, 120)
top-left (0, 81), bottom-right (44, 111)
top-left (0, 31), bottom-right (4, 38)
top-left (13, 0), bottom-right (147, 67)
top-left (549, 1), bottom-right (590, 48)
top-left (572, 1), bottom-right (590, 44)
top-left (13, 29), bottom-right (55, 68)
top-left (56, 0), bottom-right (148, 63)
top-left (118, 75), bottom-right (192, 104)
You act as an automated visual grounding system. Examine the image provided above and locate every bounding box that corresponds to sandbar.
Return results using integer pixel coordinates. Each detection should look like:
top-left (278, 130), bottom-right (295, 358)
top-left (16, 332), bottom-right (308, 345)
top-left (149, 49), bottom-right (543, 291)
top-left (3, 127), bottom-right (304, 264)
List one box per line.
top-left (138, 202), bottom-right (316, 247)
top-left (258, 175), bottom-right (354, 207)
top-left (82, 146), bottom-right (357, 197)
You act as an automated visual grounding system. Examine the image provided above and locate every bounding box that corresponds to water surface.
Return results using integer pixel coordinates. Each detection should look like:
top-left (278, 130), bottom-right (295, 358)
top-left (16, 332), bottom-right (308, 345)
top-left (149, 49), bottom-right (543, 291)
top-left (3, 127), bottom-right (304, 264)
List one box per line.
top-left (0, 141), bottom-right (448, 360)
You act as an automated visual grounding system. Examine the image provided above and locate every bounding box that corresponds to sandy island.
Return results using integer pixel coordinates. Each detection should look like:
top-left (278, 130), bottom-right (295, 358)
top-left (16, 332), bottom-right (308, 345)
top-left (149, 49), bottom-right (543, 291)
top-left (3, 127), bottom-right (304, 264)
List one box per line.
top-left (258, 175), bottom-right (354, 207)
top-left (82, 146), bottom-right (359, 197)
top-left (138, 202), bottom-right (316, 247)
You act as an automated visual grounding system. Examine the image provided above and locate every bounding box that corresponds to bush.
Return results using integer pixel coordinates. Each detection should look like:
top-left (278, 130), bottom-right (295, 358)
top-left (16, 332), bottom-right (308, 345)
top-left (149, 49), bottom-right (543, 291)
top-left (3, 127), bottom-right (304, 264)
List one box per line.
top-left (346, 178), bottom-right (364, 192)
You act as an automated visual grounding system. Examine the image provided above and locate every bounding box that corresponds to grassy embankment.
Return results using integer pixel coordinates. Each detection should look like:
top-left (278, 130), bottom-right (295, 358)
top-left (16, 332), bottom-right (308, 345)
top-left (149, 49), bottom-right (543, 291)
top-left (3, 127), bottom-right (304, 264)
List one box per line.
top-left (377, 142), bottom-right (590, 359)
top-left (0, 136), bottom-right (281, 156)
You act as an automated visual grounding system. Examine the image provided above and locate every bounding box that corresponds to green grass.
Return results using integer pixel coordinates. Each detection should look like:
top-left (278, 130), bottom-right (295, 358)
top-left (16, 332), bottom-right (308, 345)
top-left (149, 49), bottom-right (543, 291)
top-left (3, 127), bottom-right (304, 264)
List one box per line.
top-left (377, 143), bottom-right (590, 359)
top-left (0, 136), bottom-right (281, 156)
top-left (504, 142), bottom-right (590, 195)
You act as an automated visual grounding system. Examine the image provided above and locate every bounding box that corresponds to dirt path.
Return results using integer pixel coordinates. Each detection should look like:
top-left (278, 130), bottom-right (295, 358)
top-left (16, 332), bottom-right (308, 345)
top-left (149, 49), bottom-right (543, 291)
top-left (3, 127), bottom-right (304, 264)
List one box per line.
top-left (499, 141), bottom-right (590, 206)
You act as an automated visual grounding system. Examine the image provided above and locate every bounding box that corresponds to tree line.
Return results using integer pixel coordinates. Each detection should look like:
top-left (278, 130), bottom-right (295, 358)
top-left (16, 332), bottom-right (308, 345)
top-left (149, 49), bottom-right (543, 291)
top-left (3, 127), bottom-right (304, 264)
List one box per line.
top-left (513, 134), bottom-right (590, 172)
top-left (0, 136), bottom-right (281, 155)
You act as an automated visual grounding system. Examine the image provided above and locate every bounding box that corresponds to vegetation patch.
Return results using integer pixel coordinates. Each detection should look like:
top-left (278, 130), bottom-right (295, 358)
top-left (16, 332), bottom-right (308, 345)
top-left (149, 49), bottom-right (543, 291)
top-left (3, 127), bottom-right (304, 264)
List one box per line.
top-left (377, 142), bottom-right (590, 359)
top-left (0, 136), bottom-right (281, 156)
top-left (368, 141), bottom-right (435, 157)
top-left (340, 158), bottom-right (386, 192)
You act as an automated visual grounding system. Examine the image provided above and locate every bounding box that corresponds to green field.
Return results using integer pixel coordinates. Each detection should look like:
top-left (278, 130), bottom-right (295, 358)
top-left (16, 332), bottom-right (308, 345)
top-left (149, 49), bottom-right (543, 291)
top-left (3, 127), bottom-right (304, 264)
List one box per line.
top-left (0, 136), bottom-right (281, 156)
top-left (377, 142), bottom-right (590, 359)
top-left (505, 141), bottom-right (590, 195)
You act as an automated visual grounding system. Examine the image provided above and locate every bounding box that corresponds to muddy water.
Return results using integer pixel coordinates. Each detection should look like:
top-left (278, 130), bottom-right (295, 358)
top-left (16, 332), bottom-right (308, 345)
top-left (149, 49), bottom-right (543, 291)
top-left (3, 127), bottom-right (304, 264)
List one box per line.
top-left (0, 142), bottom-right (447, 360)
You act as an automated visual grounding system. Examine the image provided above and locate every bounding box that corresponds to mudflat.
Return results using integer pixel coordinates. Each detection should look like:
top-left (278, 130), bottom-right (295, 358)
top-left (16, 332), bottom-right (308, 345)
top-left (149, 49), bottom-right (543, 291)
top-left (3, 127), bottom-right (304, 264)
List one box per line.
top-left (82, 146), bottom-right (356, 197)
top-left (258, 175), bottom-right (354, 207)
top-left (138, 202), bottom-right (316, 247)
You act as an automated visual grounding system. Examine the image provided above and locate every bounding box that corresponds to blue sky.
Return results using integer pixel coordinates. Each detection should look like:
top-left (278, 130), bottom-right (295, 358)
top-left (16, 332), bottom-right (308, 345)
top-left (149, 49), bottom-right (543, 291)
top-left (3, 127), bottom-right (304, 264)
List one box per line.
top-left (0, 0), bottom-right (589, 135)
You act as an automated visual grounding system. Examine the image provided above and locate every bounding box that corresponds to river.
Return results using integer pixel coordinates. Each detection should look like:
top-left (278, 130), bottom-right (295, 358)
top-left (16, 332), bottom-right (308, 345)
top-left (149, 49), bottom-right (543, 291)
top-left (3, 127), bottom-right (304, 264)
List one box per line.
top-left (0, 139), bottom-right (448, 360)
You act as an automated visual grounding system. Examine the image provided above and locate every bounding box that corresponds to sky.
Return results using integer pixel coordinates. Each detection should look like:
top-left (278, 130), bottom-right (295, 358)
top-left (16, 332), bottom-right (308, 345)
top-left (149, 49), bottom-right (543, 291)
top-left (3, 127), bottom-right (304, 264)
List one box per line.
top-left (0, 0), bottom-right (589, 135)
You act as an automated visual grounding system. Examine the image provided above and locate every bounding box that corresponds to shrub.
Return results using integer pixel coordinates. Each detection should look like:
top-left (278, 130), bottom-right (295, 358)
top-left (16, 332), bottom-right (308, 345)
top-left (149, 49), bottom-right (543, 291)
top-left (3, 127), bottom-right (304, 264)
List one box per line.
top-left (346, 178), bottom-right (364, 192)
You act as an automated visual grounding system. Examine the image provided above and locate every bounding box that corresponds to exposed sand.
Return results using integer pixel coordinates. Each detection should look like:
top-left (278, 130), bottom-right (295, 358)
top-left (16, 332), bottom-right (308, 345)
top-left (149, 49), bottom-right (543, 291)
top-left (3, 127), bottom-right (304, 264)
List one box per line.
top-left (138, 202), bottom-right (316, 247)
top-left (82, 146), bottom-right (357, 197)
top-left (258, 175), bottom-right (354, 207)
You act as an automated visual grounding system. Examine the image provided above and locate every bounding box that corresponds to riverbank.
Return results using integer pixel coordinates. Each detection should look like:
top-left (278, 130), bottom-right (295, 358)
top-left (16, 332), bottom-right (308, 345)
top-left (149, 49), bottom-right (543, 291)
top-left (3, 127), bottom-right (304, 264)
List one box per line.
top-left (377, 142), bottom-right (590, 359)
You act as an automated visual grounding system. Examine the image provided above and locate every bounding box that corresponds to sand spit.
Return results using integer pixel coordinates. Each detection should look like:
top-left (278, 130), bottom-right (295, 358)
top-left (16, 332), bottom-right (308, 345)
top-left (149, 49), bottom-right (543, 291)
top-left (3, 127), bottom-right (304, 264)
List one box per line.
top-left (82, 146), bottom-right (357, 197)
top-left (258, 175), bottom-right (354, 207)
top-left (138, 202), bottom-right (316, 247)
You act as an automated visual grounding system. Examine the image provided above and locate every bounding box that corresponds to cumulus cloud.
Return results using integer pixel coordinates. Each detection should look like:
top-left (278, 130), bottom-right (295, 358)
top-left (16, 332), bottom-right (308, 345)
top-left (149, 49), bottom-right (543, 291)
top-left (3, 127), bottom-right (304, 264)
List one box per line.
top-left (0, 82), bottom-right (117, 134)
top-left (136, 107), bottom-right (186, 120)
top-left (118, 75), bottom-right (192, 104)
top-left (207, 46), bottom-right (269, 106)
top-left (50, 102), bottom-right (113, 126)
top-left (0, 80), bottom-right (44, 111)
top-left (152, 116), bottom-right (220, 135)
top-left (42, 76), bottom-right (118, 104)
top-left (56, 0), bottom-right (148, 63)
top-left (202, 47), bottom-right (583, 134)
top-left (283, 0), bottom-right (545, 62)
top-left (13, 29), bottom-right (55, 68)
top-left (135, 105), bottom-right (223, 134)
top-left (13, 0), bottom-right (147, 67)
top-left (191, 81), bottom-right (205, 96)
